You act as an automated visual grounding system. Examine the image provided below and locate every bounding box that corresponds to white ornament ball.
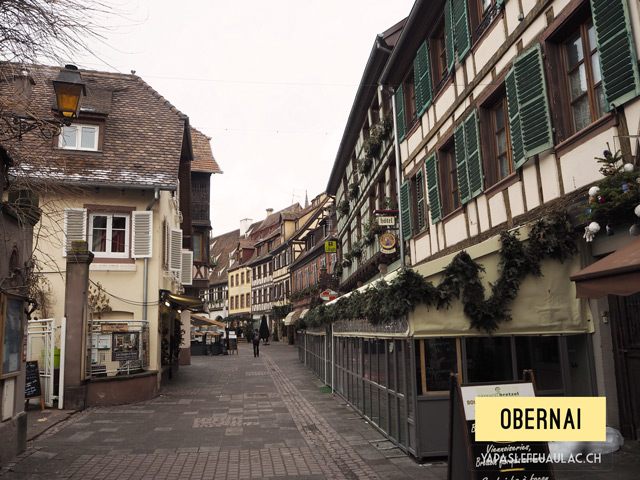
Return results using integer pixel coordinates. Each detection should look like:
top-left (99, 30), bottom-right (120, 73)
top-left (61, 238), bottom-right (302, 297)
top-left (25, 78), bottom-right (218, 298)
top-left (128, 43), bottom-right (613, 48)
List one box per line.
top-left (588, 222), bottom-right (601, 234)
top-left (635, 204), bottom-right (640, 217)
top-left (623, 163), bottom-right (635, 173)
top-left (630, 224), bottom-right (640, 236)
top-left (588, 186), bottom-right (600, 197)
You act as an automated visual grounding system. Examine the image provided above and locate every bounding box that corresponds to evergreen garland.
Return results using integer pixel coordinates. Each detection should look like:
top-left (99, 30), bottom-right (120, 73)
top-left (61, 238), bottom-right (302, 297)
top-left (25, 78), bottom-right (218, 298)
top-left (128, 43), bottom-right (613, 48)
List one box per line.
top-left (302, 213), bottom-right (577, 333)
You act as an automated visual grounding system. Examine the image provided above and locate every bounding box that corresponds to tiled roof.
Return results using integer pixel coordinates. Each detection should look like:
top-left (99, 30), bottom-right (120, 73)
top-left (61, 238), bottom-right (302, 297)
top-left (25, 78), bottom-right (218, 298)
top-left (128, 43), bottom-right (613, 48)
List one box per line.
top-left (2, 64), bottom-right (188, 189)
top-left (209, 229), bottom-right (240, 283)
top-left (191, 127), bottom-right (222, 174)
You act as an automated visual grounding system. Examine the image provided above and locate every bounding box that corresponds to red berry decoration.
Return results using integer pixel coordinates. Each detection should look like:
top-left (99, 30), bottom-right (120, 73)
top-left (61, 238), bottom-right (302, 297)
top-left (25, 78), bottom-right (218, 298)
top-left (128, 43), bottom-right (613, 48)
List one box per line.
top-left (598, 196), bottom-right (606, 203)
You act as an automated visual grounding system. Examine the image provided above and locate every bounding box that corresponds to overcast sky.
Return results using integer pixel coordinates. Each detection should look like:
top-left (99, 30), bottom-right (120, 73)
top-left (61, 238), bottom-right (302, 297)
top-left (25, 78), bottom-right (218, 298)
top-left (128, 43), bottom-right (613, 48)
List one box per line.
top-left (76, 0), bottom-right (416, 237)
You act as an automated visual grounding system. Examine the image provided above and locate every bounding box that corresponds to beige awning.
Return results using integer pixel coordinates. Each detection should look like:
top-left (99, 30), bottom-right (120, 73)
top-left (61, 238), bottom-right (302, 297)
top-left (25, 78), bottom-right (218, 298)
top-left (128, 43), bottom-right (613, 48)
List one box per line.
top-left (410, 237), bottom-right (592, 336)
top-left (570, 237), bottom-right (640, 298)
top-left (190, 314), bottom-right (226, 328)
top-left (284, 309), bottom-right (307, 326)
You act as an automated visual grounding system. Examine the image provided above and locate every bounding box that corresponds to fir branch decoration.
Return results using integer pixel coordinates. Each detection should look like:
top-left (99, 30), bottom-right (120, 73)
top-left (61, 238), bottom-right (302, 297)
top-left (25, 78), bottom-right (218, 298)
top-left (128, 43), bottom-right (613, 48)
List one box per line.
top-left (302, 213), bottom-right (577, 333)
top-left (337, 199), bottom-right (350, 216)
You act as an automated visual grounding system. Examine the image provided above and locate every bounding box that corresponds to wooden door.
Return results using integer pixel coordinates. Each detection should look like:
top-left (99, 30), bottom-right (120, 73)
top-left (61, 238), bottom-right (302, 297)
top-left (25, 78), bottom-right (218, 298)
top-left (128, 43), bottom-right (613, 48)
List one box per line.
top-left (610, 292), bottom-right (640, 439)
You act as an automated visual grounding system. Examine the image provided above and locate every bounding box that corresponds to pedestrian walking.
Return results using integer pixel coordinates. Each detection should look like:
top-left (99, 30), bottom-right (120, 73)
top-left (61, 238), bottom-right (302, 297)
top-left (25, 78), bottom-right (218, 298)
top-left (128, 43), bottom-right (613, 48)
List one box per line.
top-left (252, 329), bottom-right (260, 357)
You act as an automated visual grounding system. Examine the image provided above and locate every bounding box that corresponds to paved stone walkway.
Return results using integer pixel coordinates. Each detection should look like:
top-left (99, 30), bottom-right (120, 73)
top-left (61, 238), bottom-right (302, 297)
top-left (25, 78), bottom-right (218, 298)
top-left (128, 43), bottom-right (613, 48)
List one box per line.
top-left (1, 341), bottom-right (443, 479)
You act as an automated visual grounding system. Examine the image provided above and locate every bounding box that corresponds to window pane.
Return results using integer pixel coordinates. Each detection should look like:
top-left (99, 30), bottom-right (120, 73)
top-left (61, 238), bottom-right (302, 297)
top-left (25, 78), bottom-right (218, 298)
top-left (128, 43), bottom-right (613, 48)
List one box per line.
top-left (591, 51), bottom-right (602, 86)
top-left (425, 338), bottom-right (457, 391)
top-left (595, 85), bottom-right (607, 118)
top-left (516, 336), bottom-right (563, 392)
top-left (61, 126), bottom-right (77, 148)
top-left (111, 216), bottom-right (127, 253)
top-left (81, 126), bottom-right (97, 149)
top-left (92, 216), bottom-right (107, 252)
top-left (568, 65), bottom-right (588, 101)
top-left (564, 32), bottom-right (584, 68)
top-left (493, 103), bottom-right (505, 130)
top-left (465, 337), bottom-right (513, 383)
top-left (498, 154), bottom-right (510, 180)
top-left (587, 22), bottom-right (596, 51)
top-left (572, 96), bottom-right (591, 131)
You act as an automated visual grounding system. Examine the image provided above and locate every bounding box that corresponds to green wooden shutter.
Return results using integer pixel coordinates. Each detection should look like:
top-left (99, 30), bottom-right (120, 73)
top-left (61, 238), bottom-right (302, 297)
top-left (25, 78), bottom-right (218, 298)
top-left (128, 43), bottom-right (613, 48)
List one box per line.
top-left (513, 44), bottom-right (553, 158)
top-left (464, 110), bottom-right (484, 198)
top-left (444, 0), bottom-right (455, 72)
top-left (395, 85), bottom-right (406, 142)
top-left (400, 180), bottom-right (413, 240)
top-left (505, 69), bottom-right (525, 168)
top-left (454, 123), bottom-right (471, 204)
top-left (591, 0), bottom-right (640, 108)
top-left (414, 40), bottom-right (433, 116)
top-left (415, 169), bottom-right (426, 231)
top-left (425, 154), bottom-right (442, 223)
top-left (453, 0), bottom-right (471, 61)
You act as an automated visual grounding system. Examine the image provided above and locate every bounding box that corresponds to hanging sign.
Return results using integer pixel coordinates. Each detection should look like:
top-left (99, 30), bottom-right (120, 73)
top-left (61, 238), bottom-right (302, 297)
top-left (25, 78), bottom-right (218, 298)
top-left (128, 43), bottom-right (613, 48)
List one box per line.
top-left (324, 241), bottom-right (337, 253)
top-left (379, 233), bottom-right (397, 254)
top-left (320, 290), bottom-right (338, 301)
top-left (377, 216), bottom-right (396, 227)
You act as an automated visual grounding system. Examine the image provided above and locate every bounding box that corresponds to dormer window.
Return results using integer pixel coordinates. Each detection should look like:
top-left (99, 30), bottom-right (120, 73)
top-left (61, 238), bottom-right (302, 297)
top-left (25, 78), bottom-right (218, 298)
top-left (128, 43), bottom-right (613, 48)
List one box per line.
top-left (59, 123), bottom-right (99, 151)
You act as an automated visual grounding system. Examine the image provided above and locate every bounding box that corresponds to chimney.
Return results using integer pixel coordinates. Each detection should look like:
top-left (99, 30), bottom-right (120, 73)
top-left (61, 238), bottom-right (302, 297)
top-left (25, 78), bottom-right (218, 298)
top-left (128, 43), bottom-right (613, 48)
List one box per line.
top-left (266, 208), bottom-right (274, 216)
top-left (239, 218), bottom-right (252, 238)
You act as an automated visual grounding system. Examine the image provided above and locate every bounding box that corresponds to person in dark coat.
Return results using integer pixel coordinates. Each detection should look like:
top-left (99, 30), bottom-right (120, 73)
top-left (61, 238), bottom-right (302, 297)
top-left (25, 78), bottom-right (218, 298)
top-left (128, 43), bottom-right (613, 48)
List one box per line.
top-left (252, 329), bottom-right (260, 357)
top-left (259, 315), bottom-right (270, 345)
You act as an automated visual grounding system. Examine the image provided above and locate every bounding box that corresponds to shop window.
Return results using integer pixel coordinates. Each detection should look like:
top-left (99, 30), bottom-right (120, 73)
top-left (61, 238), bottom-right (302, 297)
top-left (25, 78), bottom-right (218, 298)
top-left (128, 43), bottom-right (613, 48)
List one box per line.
top-left (415, 338), bottom-right (458, 394)
top-left (516, 336), bottom-right (563, 393)
top-left (465, 336), bottom-right (513, 383)
top-left (1, 295), bottom-right (24, 378)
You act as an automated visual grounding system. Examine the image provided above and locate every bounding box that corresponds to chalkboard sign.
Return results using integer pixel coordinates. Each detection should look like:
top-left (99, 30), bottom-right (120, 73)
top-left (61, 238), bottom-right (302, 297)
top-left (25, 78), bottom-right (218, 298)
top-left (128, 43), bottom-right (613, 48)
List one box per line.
top-left (448, 373), bottom-right (555, 480)
top-left (25, 360), bottom-right (44, 410)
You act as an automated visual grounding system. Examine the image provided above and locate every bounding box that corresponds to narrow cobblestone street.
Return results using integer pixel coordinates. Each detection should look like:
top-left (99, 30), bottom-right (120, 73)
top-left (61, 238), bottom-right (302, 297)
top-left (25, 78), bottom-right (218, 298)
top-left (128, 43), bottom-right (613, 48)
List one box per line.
top-left (1, 342), bottom-right (443, 479)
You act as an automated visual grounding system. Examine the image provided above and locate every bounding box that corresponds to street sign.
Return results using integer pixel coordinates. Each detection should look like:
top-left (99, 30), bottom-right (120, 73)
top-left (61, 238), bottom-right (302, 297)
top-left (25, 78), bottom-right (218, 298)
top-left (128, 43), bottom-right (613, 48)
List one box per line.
top-left (325, 241), bottom-right (337, 253)
top-left (377, 216), bottom-right (396, 226)
top-left (320, 289), bottom-right (338, 301)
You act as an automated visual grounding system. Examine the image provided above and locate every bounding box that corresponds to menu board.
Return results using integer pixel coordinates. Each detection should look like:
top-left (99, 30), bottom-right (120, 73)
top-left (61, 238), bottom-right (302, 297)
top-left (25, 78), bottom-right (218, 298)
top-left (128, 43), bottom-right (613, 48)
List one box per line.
top-left (448, 377), bottom-right (555, 480)
top-left (24, 360), bottom-right (42, 399)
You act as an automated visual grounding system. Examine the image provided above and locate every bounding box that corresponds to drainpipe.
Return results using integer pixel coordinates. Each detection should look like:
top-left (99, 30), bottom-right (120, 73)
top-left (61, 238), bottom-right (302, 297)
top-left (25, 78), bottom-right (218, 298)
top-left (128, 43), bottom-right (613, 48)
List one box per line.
top-left (390, 89), bottom-right (406, 270)
top-left (143, 188), bottom-right (160, 321)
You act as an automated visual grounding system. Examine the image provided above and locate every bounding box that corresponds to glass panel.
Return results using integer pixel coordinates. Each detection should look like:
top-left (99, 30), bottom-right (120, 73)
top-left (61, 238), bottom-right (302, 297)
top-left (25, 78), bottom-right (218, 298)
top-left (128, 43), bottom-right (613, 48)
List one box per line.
top-left (91, 215), bottom-right (107, 252)
top-left (566, 334), bottom-right (592, 396)
top-left (465, 337), bottom-right (513, 383)
top-left (591, 51), bottom-right (602, 85)
top-left (61, 126), bottom-right (77, 148)
top-left (493, 103), bottom-right (505, 130)
top-left (399, 394), bottom-right (407, 448)
top-left (425, 338), bottom-right (458, 391)
top-left (379, 389), bottom-right (388, 433)
top-left (388, 341), bottom-right (396, 392)
top-left (568, 65), bottom-right (588, 101)
top-left (371, 387), bottom-right (380, 426)
top-left (498, 154), bottom-right (510, 180)
top-left (364, 383), bottom-right (371, 418)
top-left (516, 336), bottom-right (563, 392)
top-left (587, 21), bottom-right (596, 51)
top-left (390, 396), bottom-right (398, 440)
top-left (572, 95), bottom-right (591, 132)
top-left (111, 216), bottom-right (127, 253)
top-left (482, 0), bottom-right (492, 12)
top-left (564, 32), bottom-right (584, 68)
top-left (80, 126), bottom-right (97, 149)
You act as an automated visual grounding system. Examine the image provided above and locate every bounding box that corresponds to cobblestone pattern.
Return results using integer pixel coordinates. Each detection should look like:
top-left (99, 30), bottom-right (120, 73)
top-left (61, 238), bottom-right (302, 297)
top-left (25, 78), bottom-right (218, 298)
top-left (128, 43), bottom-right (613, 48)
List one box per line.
top-left (263, 354), bottom-right (381, 480)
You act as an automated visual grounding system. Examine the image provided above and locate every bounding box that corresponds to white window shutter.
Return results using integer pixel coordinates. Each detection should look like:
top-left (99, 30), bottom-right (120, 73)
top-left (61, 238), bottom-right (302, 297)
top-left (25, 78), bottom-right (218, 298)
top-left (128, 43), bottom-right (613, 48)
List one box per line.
top-left (181, 251), bottom-right (193, 285)
top-left (131, 211), bottom-right (153, 258)
top-left (169, 228), bottom-right (182, 272)
top-left (63, 208), bottom-right (87, 256)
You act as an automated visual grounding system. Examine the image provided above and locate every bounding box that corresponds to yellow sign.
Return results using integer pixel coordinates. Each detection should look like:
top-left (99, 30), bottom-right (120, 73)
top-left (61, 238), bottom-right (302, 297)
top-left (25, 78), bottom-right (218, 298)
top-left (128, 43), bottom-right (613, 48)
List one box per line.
top-left (475, 396), bottom-right (606, 441)
top-left (325, 241), bottom-right (337, 253)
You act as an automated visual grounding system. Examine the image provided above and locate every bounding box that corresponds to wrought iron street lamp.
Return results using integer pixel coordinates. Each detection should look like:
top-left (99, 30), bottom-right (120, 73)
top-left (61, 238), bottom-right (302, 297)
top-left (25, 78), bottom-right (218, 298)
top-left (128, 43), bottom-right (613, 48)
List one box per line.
top-left (52, 64), bottom-right (85, 125)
